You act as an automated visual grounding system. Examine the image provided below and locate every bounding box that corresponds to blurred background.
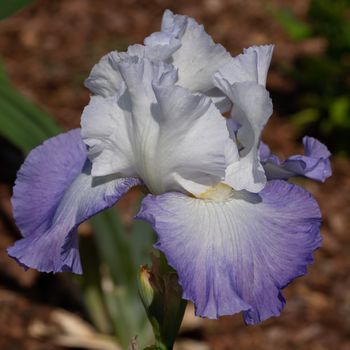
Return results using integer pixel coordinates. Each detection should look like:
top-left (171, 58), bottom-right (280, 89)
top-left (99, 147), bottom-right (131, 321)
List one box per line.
top-left (0, 0), bottom-right (349, 349)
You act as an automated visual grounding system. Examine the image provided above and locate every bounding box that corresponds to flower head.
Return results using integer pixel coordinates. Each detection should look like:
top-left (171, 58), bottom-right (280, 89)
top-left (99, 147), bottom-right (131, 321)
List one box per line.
top-left (8, 10), bottom-right (331, 324)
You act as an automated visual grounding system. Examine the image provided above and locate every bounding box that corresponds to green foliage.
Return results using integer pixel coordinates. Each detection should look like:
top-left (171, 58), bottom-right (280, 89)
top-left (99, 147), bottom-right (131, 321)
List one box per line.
top-left (271, 0), bottom-right (350, 154)
top-left (268, 6), bottom-right (311, 41)
top-left (0, 0), bottom-right (34, 20)
top-left (308, 0), bottom-right (350, 55)
top-left (0, 61), bottom-right (61, 153)
top-left (81, 206), bottom-right (155, 348)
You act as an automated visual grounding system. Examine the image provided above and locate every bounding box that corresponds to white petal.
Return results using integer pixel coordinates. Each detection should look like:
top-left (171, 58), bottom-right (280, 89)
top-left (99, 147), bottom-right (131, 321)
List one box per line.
top-left (144, 31), bottom-right (181, 61)
top-left (84, 39), bottom-right (180, 97)
top-left (232, 82), bottom-right (273, 154)
top-left (82, 57), bottom-right (237, 196)
top-left (81, 90), bottom-right (136, 177)
top-left (84, 52), bottom-right (124, 97)
top-left (244, 45), bottom-right (274, 86)
top-left (214, 44), bottom-right (274, 88)
top-left (158, 10), bottom-right (231, 107)
top-left (225, 157), bottom-right (267, 193)
top-left (222, 82), bottom-right (273, 192)
top-left (152, 83), bottom-right (238, 195)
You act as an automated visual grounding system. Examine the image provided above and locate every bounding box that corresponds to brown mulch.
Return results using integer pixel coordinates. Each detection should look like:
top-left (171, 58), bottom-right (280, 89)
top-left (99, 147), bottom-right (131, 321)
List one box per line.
top-left (0, 288), bottom-right (61, 350)
top-left (0, 1), bottom-right (349, 349)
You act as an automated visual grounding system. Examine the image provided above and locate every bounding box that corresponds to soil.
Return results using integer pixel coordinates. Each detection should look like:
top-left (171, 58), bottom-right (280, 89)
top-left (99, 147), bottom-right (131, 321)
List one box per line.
top-left (0, 1), bottom-right (349, 349)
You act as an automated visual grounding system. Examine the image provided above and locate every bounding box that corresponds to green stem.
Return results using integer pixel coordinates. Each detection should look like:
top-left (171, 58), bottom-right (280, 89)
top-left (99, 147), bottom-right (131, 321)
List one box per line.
top-left (138, 252), bottom-right (187, 350)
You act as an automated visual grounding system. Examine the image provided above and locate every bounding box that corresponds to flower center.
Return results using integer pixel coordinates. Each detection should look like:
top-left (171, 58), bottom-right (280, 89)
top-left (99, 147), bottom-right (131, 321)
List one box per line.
top-left (196, 183), bottom-right (234, 202)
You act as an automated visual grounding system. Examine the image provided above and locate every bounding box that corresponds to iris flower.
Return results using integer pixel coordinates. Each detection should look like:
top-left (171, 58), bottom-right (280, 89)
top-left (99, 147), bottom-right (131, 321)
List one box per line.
top-left (8, 10), bottom-right (331, 324)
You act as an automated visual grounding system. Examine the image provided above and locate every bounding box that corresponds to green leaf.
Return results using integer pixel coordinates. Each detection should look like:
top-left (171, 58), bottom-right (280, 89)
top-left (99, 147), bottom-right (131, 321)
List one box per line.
top-left (0, 0), bottom-right (34, 20)
top-left (91, 208), bottom-right (135, 287)
top-left (78, 235), bottom-right (112, 334)
top-left (267, 5), bottom-right (312, 41)
top-left (329, 96), bottom-right (350, 127)
top-left (89, 207), bottom-right (154, 348)
top-left (0, 58), bottom-right (9, 84)
top-left (0, 84), bottom-right (61, 136)
top-left (290, 108), bottom-right (320, 129)
top-left (0, 61), bottom-right (61, 153)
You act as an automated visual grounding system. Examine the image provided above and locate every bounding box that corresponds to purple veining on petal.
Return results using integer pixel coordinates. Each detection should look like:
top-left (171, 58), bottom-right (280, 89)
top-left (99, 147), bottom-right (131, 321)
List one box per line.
top-left (136, 180), bottom-right (321, 324)
top-left (8, 129), bottom-right (140, 273)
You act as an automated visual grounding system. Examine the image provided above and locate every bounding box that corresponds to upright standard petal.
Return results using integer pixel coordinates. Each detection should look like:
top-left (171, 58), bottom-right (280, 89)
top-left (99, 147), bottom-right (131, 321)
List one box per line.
top-left (84, 41), bottom-right (180, 97)
top-left (261, 137), bottom-right (332, 182)
top-left (136, 180), bottom-right (321, 323)
top-left (8, 129), bottom-right (140, 273)
top-left (214, 44), bottom-right (274, 87)
top-left (213, 45), bottom-right (275, 192)
top-left (81, 91), bottom-right (137, 178)
top-left (154, 9), bottom-right (232, 110)
top-left (217, 81), bottom-right (273, 192)
top-left (82, 57), bottom-right (237, 196)
top-left (85, 10), bottom-right (232, 110)
top-left (84, 52), bottom-right (124, 97)
top-left (151, 83), bottom-right (238, 195)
